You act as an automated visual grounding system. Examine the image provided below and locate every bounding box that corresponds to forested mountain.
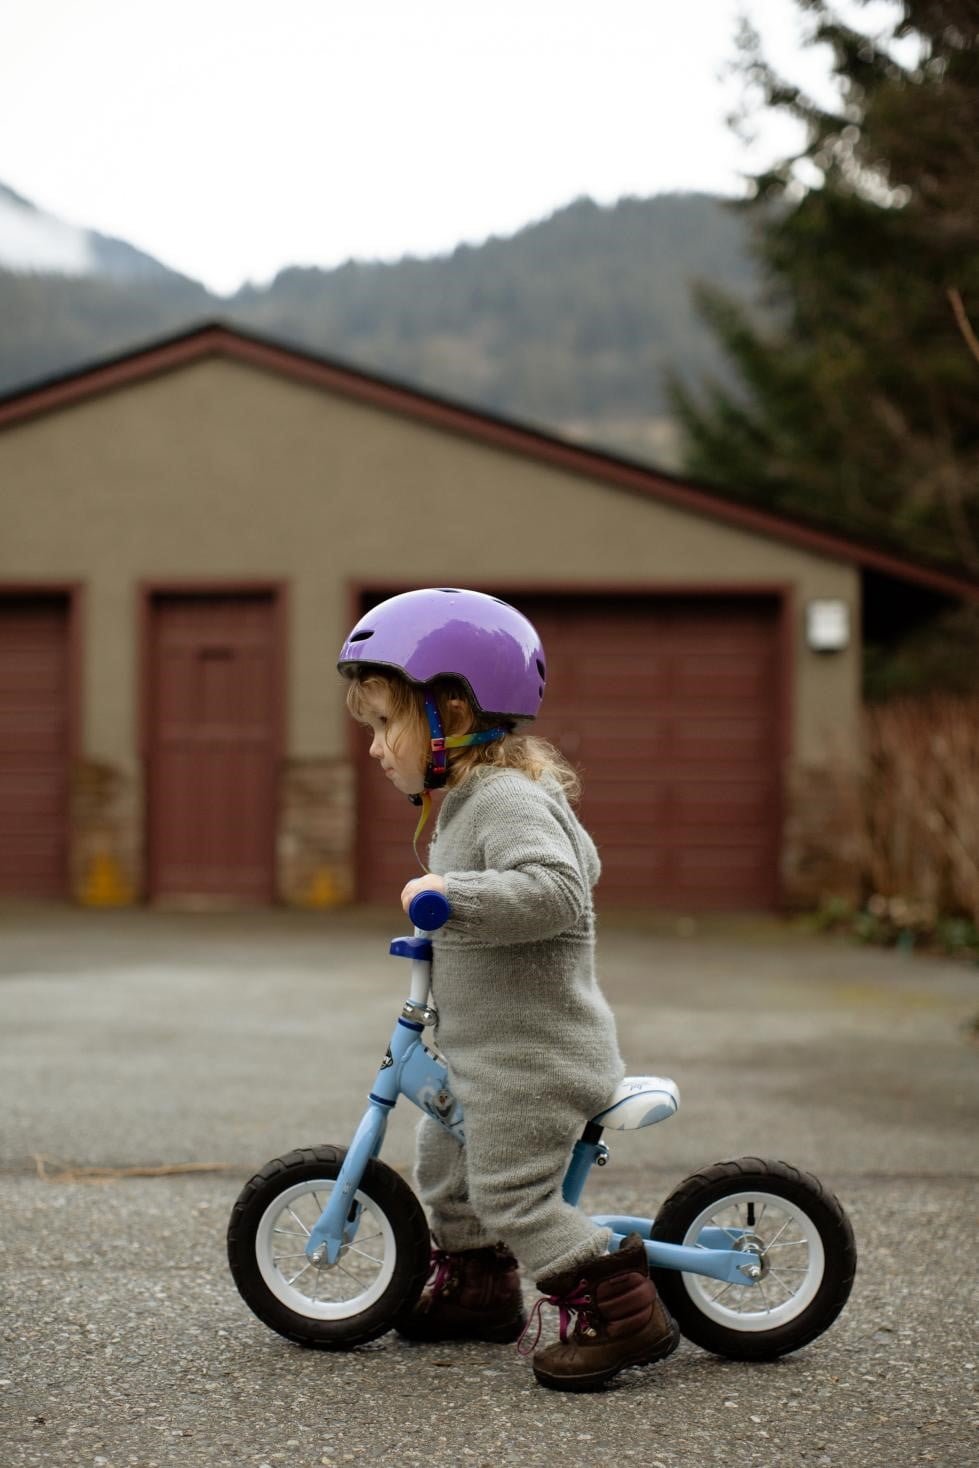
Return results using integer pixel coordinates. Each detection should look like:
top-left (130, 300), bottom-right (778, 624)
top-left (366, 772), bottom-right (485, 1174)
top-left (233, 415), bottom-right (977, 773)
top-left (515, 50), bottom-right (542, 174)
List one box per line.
top-left (0, 191), bottom-right (759, 468)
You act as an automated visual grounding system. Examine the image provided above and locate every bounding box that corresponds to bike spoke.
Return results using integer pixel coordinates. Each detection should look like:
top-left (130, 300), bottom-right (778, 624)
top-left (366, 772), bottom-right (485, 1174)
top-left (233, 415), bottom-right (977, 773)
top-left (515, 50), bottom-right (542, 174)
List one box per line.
top-left (286, 1206), bottom-right (311, 1238)
top-left (762, 1216), bottom-right (792, 1249)
top-left (769, 1262), bottom-right (810, 1285)
top-left (335, 1259), bottom-right (370, 1287)
top-left (766, 1266), bottom-right (798, 1300)
top-left (345, 1243), bottom-right (383, 1266)
top-left (286, 1260), bottom-right (316, 1287)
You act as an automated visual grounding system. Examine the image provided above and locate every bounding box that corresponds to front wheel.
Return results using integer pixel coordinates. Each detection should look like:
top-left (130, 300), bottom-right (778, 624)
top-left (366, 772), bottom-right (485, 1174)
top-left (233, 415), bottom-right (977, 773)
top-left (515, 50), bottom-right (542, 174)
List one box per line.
top-left (650, 1157), bottom-right (856, 1360)
top-left (227, 1145), bottom-right (430, 1348)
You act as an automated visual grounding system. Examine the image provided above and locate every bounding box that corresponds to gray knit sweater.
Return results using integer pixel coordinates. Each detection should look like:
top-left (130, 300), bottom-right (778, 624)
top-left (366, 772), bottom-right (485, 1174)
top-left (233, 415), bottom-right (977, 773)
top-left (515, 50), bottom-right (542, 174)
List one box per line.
top-left (427, 768), bottom-right (624, 1118)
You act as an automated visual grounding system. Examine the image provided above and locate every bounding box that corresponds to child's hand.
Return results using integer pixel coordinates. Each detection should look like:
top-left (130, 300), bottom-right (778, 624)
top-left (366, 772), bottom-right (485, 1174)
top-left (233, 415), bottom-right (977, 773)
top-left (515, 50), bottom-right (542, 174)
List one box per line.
top-left (401, 874), bottom-right (447, 915)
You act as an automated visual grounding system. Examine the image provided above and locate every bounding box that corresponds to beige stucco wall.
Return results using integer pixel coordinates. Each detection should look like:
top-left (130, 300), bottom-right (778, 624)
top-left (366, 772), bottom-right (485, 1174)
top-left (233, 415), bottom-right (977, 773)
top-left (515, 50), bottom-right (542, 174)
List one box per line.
top-left (0, 354), bottom-right (862, 903)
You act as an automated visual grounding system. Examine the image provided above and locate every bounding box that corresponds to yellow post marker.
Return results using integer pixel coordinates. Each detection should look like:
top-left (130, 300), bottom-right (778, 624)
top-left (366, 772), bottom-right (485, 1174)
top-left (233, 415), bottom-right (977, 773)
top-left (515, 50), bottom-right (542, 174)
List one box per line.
top-left (80, 851), bottom-right (134, 907)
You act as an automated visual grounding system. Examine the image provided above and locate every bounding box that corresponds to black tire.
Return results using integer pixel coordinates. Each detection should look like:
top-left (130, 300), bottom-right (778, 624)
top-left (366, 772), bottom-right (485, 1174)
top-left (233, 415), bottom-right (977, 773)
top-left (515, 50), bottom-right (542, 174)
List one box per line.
top-left (650, 1157), bottom-right (856, 1360)
top-left (227, 1145), bottom-right (430, 1348)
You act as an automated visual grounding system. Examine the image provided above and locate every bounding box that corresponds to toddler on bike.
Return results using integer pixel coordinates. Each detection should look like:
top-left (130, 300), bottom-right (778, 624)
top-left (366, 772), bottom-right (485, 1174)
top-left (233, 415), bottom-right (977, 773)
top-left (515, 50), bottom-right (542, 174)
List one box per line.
top-left (338, 587), bottom-right (679, 1391)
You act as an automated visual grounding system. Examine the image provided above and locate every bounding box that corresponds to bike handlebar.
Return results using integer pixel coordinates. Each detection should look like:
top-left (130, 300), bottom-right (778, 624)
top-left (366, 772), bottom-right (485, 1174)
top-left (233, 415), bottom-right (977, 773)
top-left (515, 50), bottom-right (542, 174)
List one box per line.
top-left (408, 890), bottom-right (451, 932)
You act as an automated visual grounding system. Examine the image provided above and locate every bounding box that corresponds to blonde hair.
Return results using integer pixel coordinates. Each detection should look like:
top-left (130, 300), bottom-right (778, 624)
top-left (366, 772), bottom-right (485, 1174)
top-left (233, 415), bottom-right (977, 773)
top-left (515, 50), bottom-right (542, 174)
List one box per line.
top-left (344, 668), bottom-right (581, 801)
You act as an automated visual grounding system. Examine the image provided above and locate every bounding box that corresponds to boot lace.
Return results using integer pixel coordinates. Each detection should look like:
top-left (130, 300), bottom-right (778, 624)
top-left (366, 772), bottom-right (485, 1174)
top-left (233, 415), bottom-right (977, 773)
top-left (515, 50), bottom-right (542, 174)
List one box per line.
top-left (424, 1248), bottom-right (458, 1304)
top-left (516, 1281), bottom-right (593, 1357)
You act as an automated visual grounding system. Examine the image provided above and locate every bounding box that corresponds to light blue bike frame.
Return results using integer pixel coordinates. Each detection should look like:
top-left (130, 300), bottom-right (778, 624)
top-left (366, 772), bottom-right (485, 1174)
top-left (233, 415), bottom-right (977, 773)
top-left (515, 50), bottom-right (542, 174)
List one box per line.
top-left (305, 925), bottom-right (760, 1289)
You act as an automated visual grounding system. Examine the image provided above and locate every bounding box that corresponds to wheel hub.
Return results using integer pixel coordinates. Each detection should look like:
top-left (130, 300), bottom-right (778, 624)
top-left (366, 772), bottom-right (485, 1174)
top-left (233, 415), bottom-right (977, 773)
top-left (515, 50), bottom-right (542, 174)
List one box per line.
top-left (732, 1231), bottom-right (768, 1279)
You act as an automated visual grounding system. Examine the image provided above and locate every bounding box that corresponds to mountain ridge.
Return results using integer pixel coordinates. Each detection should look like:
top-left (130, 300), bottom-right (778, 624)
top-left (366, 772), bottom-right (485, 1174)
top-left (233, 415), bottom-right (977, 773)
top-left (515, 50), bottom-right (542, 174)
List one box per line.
top-left (0, 187), bottom-right (762, 468)
top-left (0, 181), bottom-right (191, 283)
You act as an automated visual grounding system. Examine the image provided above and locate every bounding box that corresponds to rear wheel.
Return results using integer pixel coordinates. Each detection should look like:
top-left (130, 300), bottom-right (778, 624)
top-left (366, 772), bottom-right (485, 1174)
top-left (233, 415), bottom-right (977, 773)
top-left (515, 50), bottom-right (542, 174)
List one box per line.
top-left (650, 1157), bottom-right (856, 1360)
top-left (227, 1145), bottom-right (430, 1348)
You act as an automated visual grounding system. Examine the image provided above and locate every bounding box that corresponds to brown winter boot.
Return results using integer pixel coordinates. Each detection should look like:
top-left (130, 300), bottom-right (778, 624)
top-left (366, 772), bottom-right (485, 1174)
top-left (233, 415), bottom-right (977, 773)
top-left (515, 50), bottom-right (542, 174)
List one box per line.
top-left (524, 1234), bottom-right (680, 1391)
top-left (396, 1244), bottom-right (527, 1343)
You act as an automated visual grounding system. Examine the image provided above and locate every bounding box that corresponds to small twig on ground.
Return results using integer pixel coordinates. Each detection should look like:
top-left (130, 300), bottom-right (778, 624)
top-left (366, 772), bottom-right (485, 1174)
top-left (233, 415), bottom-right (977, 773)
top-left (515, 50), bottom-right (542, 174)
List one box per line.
top-left (33, 1154), bottom-right (237, 1184)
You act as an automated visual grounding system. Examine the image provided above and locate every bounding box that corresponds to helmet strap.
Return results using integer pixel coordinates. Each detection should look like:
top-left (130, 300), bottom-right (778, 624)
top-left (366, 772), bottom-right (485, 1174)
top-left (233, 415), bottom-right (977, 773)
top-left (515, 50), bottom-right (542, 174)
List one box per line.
top-left (410, 790), bottom-right (434, 872)
top-left (408, 694), bottom-right (507, 870)
top-left (420, 693), bottom-right (506, 790)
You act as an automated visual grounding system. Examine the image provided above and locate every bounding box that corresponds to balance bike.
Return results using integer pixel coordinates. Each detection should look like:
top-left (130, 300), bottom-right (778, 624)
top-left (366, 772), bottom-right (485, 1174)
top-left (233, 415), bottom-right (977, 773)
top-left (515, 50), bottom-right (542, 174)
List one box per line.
top-left (228, 893), bottom-right (857, 1359)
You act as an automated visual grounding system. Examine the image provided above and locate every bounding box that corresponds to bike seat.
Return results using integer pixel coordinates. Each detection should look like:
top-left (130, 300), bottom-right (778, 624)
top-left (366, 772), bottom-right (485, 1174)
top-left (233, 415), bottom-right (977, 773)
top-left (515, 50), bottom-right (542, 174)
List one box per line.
top-left (590, 1075), bottom-right (679, 1131)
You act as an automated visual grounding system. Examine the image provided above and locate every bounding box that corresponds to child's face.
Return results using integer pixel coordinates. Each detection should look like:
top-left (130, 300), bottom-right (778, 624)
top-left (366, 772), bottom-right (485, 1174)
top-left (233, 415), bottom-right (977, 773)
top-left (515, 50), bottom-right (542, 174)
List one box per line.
top-left (359, 684), bottom-right (426, 796)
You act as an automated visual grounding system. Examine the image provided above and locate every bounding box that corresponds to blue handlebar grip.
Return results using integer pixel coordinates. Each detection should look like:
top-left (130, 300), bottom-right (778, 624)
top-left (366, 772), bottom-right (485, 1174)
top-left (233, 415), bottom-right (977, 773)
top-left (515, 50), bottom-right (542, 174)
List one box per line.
top-left (408, 890), bottom-right (451, 931)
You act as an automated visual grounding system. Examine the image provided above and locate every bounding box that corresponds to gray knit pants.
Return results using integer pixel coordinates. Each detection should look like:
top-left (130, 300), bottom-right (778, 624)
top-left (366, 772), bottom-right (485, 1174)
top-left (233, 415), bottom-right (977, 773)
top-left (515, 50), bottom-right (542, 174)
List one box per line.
top-left (415, 1097), bottom-right (611, 1282)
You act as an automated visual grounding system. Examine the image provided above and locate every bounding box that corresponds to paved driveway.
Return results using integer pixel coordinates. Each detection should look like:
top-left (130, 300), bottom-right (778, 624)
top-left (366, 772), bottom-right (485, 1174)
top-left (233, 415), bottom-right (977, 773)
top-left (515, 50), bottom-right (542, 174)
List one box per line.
top-left (1, 906), bottom-right (976, 1467)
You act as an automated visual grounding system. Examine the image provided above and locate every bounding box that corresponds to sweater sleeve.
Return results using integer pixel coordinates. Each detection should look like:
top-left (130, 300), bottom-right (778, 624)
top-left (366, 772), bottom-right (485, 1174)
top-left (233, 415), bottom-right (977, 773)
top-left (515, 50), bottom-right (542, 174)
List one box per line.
top-left (441, 776), bottom-right (590, 945)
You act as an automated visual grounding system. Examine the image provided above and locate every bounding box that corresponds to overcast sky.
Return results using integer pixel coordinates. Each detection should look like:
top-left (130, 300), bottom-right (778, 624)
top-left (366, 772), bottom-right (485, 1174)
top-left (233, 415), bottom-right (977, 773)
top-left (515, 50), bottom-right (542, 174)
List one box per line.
top-left (0, 0), bottom-right (878, 296)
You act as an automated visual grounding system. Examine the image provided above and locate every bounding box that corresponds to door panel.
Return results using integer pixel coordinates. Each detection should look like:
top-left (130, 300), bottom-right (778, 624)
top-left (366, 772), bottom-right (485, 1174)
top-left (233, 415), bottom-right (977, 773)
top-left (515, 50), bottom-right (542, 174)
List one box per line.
top-left (0, 597), bottom-right (70, 896)
top-left (148, 594), bottom-right (279, 902)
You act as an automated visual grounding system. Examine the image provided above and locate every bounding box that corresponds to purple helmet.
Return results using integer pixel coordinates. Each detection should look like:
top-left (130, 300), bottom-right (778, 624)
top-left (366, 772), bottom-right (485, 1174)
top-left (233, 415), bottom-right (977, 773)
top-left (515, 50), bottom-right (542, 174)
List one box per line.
top-left (337, 588), bottom-right (546, 720)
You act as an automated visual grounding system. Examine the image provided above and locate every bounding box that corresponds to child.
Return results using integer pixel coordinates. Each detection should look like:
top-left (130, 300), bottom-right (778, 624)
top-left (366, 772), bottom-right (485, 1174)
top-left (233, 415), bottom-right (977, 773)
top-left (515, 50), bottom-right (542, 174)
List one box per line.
top-left (338, 587), bottom-right (678, 1392)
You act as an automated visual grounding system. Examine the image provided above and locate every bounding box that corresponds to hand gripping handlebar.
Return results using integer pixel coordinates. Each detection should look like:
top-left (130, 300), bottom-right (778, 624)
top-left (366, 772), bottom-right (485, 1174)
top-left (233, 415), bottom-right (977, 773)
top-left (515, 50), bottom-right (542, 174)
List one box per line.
top-left (407, 889), bottom-right (451, 932)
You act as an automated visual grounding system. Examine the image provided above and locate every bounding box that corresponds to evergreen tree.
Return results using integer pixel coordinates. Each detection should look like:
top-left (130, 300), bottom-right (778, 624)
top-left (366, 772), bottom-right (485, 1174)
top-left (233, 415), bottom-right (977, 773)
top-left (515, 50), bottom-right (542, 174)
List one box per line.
top-left (672, 0), bottom-right (979, 571)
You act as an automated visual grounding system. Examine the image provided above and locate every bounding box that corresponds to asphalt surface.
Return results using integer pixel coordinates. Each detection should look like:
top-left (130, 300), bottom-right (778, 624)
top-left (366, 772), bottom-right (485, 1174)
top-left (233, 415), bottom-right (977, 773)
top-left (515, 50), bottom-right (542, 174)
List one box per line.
top-left (1, 905), bottom-right (976, 1468)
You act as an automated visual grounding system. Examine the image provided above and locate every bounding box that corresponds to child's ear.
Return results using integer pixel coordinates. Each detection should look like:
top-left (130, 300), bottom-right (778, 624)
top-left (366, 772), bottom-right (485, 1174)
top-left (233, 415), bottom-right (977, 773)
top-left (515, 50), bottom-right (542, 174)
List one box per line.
top-left (444, 696), bottom-right (474, 732)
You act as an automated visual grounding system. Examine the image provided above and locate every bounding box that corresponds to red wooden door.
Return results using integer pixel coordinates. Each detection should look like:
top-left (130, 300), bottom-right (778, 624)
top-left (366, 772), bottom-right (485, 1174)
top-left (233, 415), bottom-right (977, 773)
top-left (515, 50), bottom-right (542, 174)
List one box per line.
top-left (147, 594), bottom-right (280, 903)
top-left (355, 593), bottom-right (783, 910)
top-left (0, 597), bottom-right (70, 896)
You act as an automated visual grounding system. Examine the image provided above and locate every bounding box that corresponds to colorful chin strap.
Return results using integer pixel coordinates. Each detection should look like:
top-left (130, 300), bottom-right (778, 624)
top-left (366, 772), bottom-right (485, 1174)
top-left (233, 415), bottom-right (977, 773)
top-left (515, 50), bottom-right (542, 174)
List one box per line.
top-left (409, 694), bottom-right (506, 869)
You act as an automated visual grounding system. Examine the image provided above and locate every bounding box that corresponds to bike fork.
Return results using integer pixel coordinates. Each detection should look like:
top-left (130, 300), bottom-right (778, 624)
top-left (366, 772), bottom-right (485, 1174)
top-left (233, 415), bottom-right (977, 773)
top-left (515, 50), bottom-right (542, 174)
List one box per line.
top-left (304, 1101), bottom-right (391, 1265)
top-left (303, 1008), bottom-right (433, 1266)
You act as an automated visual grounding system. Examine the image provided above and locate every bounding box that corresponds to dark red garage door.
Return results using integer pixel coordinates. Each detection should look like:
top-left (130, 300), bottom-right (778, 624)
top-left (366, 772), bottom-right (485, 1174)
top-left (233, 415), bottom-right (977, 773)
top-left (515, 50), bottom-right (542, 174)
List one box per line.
top-left (355, 594), bottom-right (783, 911)
top-left (147, 593), bottom-right (281, 903)
top-left (529, 597), bottom-right (782, 908)
top-left (0, 596), bottom-right (71, 897)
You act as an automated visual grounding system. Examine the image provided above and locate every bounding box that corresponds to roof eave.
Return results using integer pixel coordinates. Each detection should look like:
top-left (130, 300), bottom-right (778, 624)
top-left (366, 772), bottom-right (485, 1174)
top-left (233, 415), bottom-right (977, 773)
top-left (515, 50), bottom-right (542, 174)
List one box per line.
top-left (1, 321), bottom-right (976, 604)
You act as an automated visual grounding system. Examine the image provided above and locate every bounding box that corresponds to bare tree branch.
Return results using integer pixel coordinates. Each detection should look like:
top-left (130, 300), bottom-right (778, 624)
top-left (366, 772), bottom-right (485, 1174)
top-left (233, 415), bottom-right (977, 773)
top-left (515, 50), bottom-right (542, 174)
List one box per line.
top-left (948, 288), bottom-right (979, 368)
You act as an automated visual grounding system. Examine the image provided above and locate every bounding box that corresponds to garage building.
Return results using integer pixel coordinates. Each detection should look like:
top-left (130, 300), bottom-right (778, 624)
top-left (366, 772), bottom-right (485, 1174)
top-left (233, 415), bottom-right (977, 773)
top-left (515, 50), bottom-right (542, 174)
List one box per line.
top-left (1, 324), bottom-right (974, 910)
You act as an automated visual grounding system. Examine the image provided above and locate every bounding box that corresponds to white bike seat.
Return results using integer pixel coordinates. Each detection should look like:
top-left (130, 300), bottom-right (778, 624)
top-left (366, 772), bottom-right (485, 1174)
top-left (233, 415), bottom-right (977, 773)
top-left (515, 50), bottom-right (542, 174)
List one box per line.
top-left (590, 1075), bottom-right (680, 1131)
